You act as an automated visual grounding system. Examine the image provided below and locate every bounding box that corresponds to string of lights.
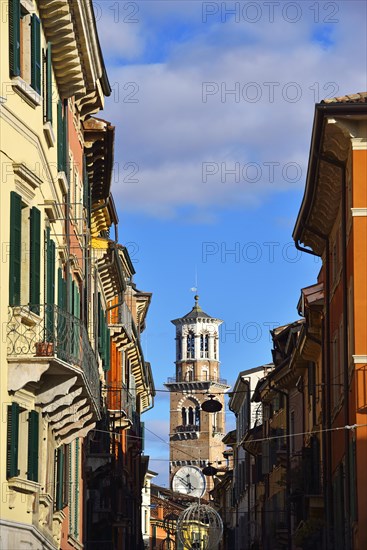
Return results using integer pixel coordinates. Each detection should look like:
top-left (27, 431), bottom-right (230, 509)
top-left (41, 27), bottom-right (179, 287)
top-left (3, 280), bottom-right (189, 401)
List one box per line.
top-left (92, 421), bottom-right (367, 458)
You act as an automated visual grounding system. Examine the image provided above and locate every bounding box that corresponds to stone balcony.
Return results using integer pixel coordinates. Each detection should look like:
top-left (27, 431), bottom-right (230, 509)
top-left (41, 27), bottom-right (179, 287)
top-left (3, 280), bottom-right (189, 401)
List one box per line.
top-left (7, 304), bottom-right (101, 443)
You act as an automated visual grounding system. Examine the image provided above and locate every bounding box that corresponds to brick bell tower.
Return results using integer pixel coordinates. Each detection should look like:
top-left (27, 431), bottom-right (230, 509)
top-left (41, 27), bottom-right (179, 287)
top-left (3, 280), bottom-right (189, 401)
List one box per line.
top-left (165, 296), bottom-right (230, 500)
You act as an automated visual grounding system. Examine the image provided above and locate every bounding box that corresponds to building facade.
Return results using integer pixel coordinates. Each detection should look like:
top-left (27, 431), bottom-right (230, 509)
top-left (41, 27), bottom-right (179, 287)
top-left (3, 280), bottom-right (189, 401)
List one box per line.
top-left (0, 1), bottom-right (155, 549)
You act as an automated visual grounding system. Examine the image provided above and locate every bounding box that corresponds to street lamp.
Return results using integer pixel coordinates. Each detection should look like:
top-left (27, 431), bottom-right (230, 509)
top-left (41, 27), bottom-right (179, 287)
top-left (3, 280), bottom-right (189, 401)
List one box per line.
top-left (176, 503), bottom-right (223, 550)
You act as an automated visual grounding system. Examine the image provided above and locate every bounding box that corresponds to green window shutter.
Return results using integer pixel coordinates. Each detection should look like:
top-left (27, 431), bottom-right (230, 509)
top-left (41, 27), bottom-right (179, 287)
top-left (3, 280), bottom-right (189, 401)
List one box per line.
top-left (74, 439), bottom-right (79, 536)
top-left (57, 268), bottom-right (64, 309)
top-left (9, 191), bottom-right (22, 306)
top-left (31, 15), bottom-right (41, 94)
top-left (29, 207), bottom-right (41, 314)
top-left (70, 280), bottom-right (80, 357)
top-left (57, 101), bottom-right (64, 172)
top-left (46, 42), bottom-right (52, 122)
top-left (9, 0), bottom-right (21, 76)
top-left (103, 326), bottom-right (110, 371)
top-left (98, 293), bottom-right (103, 357)
top-left (45, 229), bottom-right (55, 336)
top-left (27, 410), bottom-right (39, 481)
top-left (56, 446), bottom-right (64, 510)
top-left (7, 403), bottom-right (20, 478)
top-left (83, 154), bottom-right (91, 227)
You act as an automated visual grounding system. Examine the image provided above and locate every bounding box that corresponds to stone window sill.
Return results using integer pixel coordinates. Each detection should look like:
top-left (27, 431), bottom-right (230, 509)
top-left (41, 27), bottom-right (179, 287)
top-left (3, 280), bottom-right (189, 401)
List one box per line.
top-left (12, 77), bottom-right (42, 108)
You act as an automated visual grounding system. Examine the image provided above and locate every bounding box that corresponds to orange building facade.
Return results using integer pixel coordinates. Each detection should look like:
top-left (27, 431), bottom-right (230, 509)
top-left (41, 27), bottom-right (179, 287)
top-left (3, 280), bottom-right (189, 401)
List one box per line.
top-left (293, 92), bottom-right (367, 550)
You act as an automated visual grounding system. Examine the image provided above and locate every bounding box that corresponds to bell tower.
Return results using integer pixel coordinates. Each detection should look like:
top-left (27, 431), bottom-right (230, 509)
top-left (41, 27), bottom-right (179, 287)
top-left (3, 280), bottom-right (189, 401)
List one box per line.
top-left (165, 296), bottom-right (230, 499)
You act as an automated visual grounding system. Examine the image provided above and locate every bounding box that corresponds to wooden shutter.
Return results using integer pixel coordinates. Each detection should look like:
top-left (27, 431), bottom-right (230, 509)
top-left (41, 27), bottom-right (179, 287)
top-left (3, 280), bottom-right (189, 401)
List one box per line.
top-left (104, 326), bottom-right (110, 371)
top-left (9, 0), bottom-right (21, 76)
top-left (46, 229), bottom-right (55, 335)
top-left (46, 42), bottom-right (52, 122)
top-left (9, 191), bottom-right (22, 306)
top-left (56, 447), bottom-right (64, 510)
top-left (29, 207), bottom-right (41, 314)
top-left (6, 403), bottom-right (20, 478)
top-left (27, 410), bottom-right (39, 481)
top-left (31, 15), bottom-right (41, 94)
top-left (57, 101), bottom-right (64, 172)
top-left (74, 439), bottom-right (80, 536)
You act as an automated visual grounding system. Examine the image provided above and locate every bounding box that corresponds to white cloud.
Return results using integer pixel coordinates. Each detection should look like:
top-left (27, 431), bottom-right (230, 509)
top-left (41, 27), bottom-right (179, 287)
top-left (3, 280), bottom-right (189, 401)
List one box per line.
top-left (97, 1), bottom-right (367, 220)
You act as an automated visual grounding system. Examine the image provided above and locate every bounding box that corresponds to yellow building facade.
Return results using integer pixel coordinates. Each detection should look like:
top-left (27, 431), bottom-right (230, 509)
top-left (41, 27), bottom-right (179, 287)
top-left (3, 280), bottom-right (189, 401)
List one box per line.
top-left (0, 0), bottom-right (111, 547)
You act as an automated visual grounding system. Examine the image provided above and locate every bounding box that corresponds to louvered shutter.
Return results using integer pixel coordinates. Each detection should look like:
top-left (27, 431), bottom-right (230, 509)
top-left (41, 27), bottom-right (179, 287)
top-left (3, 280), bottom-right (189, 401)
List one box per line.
top-left (31, 15), bottom-right (41, 94)
top-left (57, 101), bottom-right (64, 172)
top-left (9, 0), bottom-right (20, 76)
top-left (56, 447), bottom-right (64, 510)
top-left (46, 229), bottom-right (55, 336)
top-left (27, 410), bottom-right (39, 481)
top-left (29, 207), bottom-right (41, 314)
top-left (46, 43), bottom-right (52, 122)
top-left (6, 403), bottom-right (20, 478)
top-left (9, 191), bottom-right (22, 306)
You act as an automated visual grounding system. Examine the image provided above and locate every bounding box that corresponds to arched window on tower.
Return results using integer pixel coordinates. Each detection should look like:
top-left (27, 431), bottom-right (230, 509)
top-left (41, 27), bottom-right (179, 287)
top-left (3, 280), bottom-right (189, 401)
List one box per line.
top-left (204, 334), bottom-right (209, 358)
top-left (182, 407), bottom-right (186, 426)
top-left (201, 334), bottom-right (209, 358)
top-left (187, 333), bottom-right (195, 358)
top-left (188, 407), bottom-right (194, 425)
top-left (177, 337), bottom-right (182, 360)
top-left (195, 406), bottom-right (200, 429)
top-left (214, 336), bottom-right (218, 359)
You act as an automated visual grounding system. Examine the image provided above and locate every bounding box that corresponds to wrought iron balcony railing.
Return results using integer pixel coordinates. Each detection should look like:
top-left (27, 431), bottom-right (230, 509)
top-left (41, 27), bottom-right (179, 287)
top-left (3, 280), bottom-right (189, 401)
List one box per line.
top-left (106, 382), bottom-right (135, 420)
top-left (167, 374), bottom-right (227, 385)
top-left (7, 304), bottom-right (100, 404)
top-left (108, 301), bottom-right (133, 340)
top-left (174, 424), bottom-right (200, 433)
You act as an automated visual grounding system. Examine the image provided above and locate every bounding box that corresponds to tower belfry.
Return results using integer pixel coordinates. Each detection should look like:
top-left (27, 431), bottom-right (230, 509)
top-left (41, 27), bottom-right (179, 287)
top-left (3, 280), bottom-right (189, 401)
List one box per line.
top-left (165, 296), bottom-right (230, 499)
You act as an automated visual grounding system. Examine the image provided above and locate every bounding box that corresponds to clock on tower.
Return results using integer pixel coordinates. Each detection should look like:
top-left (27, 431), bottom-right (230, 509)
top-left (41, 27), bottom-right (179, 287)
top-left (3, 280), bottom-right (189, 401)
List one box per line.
top-left (164, 296), bottom-right (230, 500)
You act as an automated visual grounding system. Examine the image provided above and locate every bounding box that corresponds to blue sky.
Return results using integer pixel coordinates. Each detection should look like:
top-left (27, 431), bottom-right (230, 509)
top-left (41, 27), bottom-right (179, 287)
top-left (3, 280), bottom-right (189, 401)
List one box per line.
top-left (96, 0), bottom-right (367, 485)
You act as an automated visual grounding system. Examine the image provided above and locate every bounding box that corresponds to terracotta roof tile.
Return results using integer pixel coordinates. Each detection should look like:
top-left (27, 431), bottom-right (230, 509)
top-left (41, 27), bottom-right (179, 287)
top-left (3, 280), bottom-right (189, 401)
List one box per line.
top-left (321, 92), bottom-right (367, 104)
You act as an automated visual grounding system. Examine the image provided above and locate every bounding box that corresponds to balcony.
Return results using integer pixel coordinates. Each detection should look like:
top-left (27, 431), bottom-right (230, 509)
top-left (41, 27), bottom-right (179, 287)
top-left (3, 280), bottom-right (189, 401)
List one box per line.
top-left (106, 383), bottom-right (135, 428)
top-left (172, 424), bottom-right (200, 440)
top-left (7, 304), bottom-right (101, 440)
top-left (165, 374), bottom-right (228, 392)
top-left (109, 301), bottom-right (133, 348)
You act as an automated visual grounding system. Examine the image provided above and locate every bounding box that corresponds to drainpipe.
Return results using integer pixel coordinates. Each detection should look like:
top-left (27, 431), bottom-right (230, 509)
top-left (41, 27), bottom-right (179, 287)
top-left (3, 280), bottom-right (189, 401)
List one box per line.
top-left (295, 227), bottom-right (332, 550)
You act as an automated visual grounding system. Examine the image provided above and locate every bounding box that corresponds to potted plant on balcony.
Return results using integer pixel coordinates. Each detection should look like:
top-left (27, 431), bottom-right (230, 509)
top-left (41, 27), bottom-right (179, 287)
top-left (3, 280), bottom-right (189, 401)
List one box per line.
top-left (35, 341), bottom-right (54, 356)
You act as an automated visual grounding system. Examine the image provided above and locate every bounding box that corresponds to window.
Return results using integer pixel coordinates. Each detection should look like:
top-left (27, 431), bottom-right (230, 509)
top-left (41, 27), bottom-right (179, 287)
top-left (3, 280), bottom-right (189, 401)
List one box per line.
top-left (177, 336), bottom-right (182, 360)
top-left (45, 227), bottom-right (55, 335)
top-left (187, 332), bottom-right (195, 358)
top-left (214, 336), bottom-right (217, 359)
top-left (7, 403), bottom-right (20, 478)
top-left (195, 406), bottom-right (200, 429)
top-left (29, 206), bottom-right (41, 313)
top-left (200, 334), bottom-right (209, 358)
top-left (57, 100), bottom-right (67, 172)
top-left (9, 192), bottom-right (42, 310)
top-left (9, 192), bottom-right (22, 306)
top-left (9, 0), bottom-right (41, 94)
top-left (27, 410), bottom-right (39, 481)
top-left (188, 407), bottom-right (194, 425)
top-left (44, 42), bottom-right (52, 123)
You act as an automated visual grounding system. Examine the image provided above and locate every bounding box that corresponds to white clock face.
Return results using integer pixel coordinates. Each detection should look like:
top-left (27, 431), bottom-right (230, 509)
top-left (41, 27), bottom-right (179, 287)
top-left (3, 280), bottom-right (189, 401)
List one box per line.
top-left (172, 466), bottom-right (206, 498)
